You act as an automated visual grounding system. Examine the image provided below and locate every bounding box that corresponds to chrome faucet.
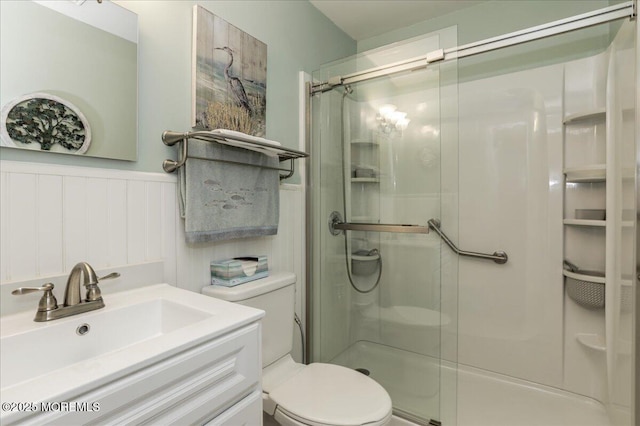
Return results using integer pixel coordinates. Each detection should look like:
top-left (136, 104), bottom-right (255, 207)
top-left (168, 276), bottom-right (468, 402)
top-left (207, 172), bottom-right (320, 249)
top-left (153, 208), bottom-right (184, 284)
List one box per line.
top-left (12, 262), bottom-right (120, 322)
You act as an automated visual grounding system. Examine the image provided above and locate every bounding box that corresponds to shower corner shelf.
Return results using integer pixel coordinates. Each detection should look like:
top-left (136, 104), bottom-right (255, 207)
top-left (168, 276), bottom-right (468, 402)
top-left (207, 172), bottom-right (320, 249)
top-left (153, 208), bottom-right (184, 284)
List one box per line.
top-left (563, 108), bottom-right (606, 125)
top-left (563, 219), bottom-right (606, 227)
top-left (563, 164), bottom-right (606, 183)
top-left (351, 177), bottom-right (380, 183)
top-left (575, 333), bottom-right (606, 352)
top-left (563, 269), bottom-right (606, 284)
top-left (351, 138), bottom-right (379, 146)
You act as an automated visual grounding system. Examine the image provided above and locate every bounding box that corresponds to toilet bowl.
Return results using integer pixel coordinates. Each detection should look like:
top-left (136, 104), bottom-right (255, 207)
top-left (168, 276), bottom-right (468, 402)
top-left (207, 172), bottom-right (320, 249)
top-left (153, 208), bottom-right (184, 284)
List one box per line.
top-left (202, 271), bottom-right (392, 426)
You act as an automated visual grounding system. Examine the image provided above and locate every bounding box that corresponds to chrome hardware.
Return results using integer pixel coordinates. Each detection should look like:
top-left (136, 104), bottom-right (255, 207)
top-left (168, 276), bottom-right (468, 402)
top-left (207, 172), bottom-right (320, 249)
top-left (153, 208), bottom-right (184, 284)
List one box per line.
top-left (12, 262), bottom-right (120, 322)
top-left (76, 323), bottom-right (91, 336)
top-left (310, 2), bottom-right (635, 94)
top-left (328, 211), bottom-right (344, 236)
top-left (427, 219), bottom-right (508, 264)
top-left (329, 211), bottom-right (430, 235)
top-left (334, 222), bottom-right (430, 234)
top-left (161, 130), bottom-right (308, 180)
top-left (12, 283), bottom-right (58, 313)
top-left (328, 212), bottom-right (507, 264)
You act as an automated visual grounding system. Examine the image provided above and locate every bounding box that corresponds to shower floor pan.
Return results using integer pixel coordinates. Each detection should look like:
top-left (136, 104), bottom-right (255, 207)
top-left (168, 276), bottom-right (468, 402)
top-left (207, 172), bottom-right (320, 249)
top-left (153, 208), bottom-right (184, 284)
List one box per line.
top-left (332, 341), bottom-right (610, 426)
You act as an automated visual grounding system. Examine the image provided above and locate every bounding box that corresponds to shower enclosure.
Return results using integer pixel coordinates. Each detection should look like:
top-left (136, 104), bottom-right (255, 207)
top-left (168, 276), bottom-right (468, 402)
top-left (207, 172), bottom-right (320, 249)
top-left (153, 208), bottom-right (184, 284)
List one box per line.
top-left (307, 3), bottom-right (636, 426)
top-left (309, 29), bottom-right (460, 425)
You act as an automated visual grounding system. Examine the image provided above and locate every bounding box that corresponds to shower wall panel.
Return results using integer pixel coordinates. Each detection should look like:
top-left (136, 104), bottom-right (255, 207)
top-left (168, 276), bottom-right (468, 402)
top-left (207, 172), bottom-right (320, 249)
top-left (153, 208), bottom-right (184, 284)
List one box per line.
top-left (457, 64), bottom-right (564, 387)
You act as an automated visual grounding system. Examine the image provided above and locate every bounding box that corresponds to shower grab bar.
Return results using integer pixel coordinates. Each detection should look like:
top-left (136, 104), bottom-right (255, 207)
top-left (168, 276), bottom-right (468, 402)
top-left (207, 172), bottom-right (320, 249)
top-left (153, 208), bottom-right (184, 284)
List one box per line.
top-left (328, 212), bottom-right (508, 264)
top-left (328, 211), bottom-right (430, 235)
top-left (333, 222), bottom-right (430, 234)
top-left (427, 219), bottom-right (508, 264)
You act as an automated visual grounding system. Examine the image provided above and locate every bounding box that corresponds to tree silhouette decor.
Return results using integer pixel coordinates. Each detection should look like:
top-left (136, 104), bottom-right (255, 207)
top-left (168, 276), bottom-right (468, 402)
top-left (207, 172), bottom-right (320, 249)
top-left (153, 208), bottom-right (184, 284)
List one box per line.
top-left (1, 94), bottom-right (91, 153)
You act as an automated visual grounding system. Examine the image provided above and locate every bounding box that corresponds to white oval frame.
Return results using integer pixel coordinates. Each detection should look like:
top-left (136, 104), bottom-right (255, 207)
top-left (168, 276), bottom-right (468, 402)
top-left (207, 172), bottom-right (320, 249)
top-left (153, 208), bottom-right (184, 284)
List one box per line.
top-left (0, 92), bottom-right (92, 154)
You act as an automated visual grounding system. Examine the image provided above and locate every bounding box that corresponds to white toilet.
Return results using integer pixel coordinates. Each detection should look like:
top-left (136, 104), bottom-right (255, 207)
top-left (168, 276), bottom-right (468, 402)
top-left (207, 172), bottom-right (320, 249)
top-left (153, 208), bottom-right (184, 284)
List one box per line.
top-left (202, 271), bottom-right (392, 426)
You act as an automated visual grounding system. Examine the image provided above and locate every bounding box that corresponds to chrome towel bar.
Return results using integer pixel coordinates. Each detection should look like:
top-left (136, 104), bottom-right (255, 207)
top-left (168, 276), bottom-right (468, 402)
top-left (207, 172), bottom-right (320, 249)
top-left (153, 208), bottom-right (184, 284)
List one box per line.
top-left (161, 130), bottom-right (309, 180)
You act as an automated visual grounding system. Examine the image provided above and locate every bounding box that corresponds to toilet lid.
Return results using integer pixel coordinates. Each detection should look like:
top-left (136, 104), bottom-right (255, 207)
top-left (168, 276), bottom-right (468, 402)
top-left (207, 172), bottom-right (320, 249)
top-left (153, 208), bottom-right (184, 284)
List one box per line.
top-left (268, 363), bottom-right (392, 426)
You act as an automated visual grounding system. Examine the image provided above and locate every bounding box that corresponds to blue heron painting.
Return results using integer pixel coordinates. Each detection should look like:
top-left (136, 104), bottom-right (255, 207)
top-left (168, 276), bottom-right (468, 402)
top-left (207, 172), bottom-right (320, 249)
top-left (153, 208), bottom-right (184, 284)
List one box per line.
top-left (215, 46), bottom-right (252, 114)
top-left (193, 5), bottom-right (266, 136)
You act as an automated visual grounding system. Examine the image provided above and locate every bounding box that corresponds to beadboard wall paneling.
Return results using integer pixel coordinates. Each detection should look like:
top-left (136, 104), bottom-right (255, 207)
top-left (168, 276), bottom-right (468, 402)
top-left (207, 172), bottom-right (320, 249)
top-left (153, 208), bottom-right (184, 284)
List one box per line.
top-left (0, 161), bottom-right (177, 283)
top-left (0, 161), bottom-right (306, 363)
top-left (38, 174), bottom-right (64, 277)
top-left (0, 162), bottom-right (307, 348)
top-left (7, 173), bottom-right (38, 280)
top-left (174, 184), bottom-right (305, 294)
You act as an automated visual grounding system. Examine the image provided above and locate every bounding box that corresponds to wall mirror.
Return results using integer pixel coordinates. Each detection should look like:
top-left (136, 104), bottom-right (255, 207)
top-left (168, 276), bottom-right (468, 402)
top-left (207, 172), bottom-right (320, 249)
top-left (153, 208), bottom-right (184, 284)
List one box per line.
top-left (0, 0), bottom-right (138, 161)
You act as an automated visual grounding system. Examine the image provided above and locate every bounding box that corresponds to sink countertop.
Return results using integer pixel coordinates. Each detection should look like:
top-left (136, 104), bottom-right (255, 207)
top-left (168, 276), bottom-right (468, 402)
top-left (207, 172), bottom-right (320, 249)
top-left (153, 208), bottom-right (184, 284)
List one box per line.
top-left (0, 283), bottom-right (264, 409)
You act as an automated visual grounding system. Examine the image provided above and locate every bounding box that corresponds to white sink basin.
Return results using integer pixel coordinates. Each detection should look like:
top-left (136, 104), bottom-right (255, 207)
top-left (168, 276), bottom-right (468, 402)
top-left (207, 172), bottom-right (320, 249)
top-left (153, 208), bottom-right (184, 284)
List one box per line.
top-left (0, 283), bottom-right (263, 417)
top-left (2, 298), bottom-right (212, 388)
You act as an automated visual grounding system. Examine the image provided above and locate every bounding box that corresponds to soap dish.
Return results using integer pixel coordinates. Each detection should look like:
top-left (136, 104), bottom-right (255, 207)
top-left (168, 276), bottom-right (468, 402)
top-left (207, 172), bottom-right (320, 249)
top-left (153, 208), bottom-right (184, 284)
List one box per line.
top-left (351, 249), bottom-right (380, 276)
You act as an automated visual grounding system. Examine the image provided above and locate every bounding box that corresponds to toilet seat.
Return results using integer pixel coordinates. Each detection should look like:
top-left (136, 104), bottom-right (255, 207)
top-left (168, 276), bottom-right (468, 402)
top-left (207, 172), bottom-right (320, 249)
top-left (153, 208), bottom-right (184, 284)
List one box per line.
top-left (273, 407), bottom-right (391, 426)
top-left (266, 362), bottom-right (392, 426)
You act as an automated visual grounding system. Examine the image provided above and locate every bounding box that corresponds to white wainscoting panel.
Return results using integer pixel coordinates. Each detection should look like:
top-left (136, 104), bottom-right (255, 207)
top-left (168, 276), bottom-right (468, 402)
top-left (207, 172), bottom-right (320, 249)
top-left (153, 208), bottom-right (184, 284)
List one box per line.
top-left (0, 161), bottom-right (177, 284)
top-left (7, 173), bottom-right (38, 280)
top-left (174, 184), bottom-right (305, 294)
top-left (38, 174), bottom-right (64, 277)
top-left (107, 179), bottom-right (129, 268)
top-left (175, 183), bottom-right (306, 362)
top-left (1, 161), bottom-right (307, 361)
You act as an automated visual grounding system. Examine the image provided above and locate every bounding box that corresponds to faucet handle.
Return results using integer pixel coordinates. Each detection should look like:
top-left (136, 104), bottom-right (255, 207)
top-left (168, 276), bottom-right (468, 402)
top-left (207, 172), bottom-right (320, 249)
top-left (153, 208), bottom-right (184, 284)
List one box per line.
top-left (85, 271), bottom-right (120, 302)
top-left (99, 272), bottom-right (120, 281)
top-left (12, 283), bottom-right (58, 312)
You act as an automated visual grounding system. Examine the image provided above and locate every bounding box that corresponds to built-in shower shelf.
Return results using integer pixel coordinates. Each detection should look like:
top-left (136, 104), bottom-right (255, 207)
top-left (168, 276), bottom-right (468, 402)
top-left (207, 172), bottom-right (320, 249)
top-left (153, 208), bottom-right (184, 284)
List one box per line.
top-left (351, 138), bottom-right (379, 146)
top-left (563, 219), bottom-right (633, 227)
top-left (563, 269), bottom-right (606, 284)
top-left (563, 108), bottom-right (606, 125)
top-left (575, 333), bottom-right (606, 352)
top-left (563, 219), bottom-right (605, 227)
top-left (564, 164), bottom-right (606, 182)
top-left (351, 178), bottom-right (380, 183)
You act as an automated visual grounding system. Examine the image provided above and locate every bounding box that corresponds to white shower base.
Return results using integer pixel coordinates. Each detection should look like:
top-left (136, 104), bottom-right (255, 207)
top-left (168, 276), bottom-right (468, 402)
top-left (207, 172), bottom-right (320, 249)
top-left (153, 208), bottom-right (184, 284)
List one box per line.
top-left (332, 341), bottom-right (611, 426)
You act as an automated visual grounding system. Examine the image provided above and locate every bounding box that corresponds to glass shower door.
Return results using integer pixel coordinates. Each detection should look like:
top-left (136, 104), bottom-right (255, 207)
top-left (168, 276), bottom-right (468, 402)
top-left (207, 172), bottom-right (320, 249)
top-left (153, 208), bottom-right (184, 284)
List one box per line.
top-left (310, 29), bottom-right (458, 425)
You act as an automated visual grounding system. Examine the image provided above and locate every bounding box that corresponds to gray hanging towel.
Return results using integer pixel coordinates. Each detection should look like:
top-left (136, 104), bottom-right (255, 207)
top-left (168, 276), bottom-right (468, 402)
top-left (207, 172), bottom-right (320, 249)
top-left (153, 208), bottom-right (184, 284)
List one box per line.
top-left (178, 139), bottom-right (279, 242)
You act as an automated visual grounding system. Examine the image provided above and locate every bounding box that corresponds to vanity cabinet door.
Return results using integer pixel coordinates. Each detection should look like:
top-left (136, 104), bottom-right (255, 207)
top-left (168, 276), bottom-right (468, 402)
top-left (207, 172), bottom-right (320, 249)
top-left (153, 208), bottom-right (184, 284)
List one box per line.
top-left (205, 390), bottom-right (262, 426)
top-left (21, 322), bottom-right (262, 425)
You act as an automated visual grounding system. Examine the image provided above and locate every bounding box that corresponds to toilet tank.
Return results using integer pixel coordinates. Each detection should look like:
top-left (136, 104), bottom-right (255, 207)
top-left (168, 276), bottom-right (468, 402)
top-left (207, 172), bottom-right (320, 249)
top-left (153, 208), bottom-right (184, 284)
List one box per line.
top-left (201, 272), bottom-right (296, 368)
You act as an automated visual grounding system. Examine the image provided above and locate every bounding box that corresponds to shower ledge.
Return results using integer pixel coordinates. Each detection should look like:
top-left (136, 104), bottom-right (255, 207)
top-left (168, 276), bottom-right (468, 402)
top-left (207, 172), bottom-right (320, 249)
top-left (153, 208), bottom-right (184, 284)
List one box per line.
top-left (575, 333), bottom-right (606, 352)
top-left (576, 333), bottom-right (632, 356)
top-left (563, 108), bottom-right (606, 125)
top-left (564, 164), bottom-right (606, 183)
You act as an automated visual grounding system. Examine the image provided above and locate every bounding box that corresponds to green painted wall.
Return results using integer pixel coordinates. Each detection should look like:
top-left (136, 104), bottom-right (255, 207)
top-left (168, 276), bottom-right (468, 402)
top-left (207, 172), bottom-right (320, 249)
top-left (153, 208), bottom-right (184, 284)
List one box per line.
top-left (358, 1), bottom-right (617, 83)
top-left (1, 1), bottom-right (137, 161)
top-left (0, 0), bottom-right (356, 181)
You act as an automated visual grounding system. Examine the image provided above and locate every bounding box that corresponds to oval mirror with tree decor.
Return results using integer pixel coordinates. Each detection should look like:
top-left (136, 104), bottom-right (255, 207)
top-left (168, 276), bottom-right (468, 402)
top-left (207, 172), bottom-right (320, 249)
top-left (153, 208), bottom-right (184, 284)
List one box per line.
top-left (0, 0), bottom-right (137, 161)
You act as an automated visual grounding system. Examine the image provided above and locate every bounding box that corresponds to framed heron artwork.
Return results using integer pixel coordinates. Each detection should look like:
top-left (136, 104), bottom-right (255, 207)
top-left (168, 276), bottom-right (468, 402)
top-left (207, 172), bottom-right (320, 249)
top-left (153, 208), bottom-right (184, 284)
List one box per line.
top-left (192, 6), bottom-right (267, 137)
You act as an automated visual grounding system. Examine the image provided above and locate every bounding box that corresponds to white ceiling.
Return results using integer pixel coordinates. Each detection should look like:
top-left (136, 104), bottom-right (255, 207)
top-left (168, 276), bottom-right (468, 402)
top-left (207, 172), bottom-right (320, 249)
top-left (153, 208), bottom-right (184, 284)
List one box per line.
top-left (309, 0), bottom-right (487, 41)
